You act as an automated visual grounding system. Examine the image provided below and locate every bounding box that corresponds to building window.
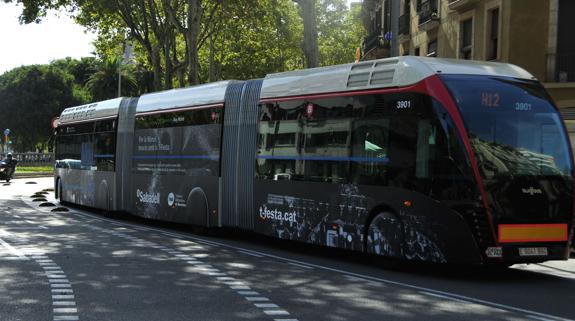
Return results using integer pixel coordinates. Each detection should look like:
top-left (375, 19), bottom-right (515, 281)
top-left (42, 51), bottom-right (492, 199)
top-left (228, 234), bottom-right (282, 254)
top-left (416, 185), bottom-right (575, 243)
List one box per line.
top-left (416, 0), bottom-right (422, 12)
top-left (427, 39), bottom-right (437, 57)
top-left (486, 8), bottom-right (499, 60)
top-left (460, 18), bottom-right (473, 60)
top-left (415, 47), bottom-right (420, 56)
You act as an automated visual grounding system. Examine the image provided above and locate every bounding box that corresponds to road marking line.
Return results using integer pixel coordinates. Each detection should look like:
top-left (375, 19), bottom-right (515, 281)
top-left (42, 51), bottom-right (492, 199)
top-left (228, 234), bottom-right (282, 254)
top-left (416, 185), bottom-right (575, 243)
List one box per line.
top-left (255, 303), bottom-right (280, 308)
top-left (53, 301), bottom-right (76, 306)
top-left (53, 316), bottom-right (79, 321)
top-left (52, 295), bottom-right (75, 300)
top-left (47, 275), bottom-right (67, 279)
top-left (49, 279), bottom-right (70, 283)
top-left (274, 319), bottom-right (299, 321)
top-left (238, 291), bottom-right (259, 296)
top-left (245, 297), bottom-right (270, 302)
top-left (239, 250), bottom-right (264, 258)
top-left (51, 289), bottom-right (73, 293)
top-left (287, 262), bottom-right (314, 270)
top-left (53, 308), bottom-right (78, 313)
top-left (230, 285), bottom-right (251, 290)
top-left (263, 310), bottom-right (290, 316)
top-left (51, 284), bottom-right (72, 288)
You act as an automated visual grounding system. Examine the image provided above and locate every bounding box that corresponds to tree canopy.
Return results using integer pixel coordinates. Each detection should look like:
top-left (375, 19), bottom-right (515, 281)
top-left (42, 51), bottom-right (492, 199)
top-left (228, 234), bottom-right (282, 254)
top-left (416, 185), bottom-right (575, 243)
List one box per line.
top-left (0, 0), bottom-right (365, 151)
top-left (0, 64), bottom-right (88, 152)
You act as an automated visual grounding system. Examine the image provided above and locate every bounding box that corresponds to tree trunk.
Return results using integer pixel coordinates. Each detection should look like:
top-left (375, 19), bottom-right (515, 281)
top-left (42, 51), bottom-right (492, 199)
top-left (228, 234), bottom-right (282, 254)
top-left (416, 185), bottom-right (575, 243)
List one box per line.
top-left (187, 0), bottom-right (202, 85)
top-left (295, 0), bottom-right (319, 68)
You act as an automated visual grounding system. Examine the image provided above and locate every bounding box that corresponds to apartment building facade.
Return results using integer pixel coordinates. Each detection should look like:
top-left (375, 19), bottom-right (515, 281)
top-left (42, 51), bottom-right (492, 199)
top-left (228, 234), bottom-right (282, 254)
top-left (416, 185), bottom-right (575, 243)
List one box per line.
top-left (361, 0), bottom-right (575, 144)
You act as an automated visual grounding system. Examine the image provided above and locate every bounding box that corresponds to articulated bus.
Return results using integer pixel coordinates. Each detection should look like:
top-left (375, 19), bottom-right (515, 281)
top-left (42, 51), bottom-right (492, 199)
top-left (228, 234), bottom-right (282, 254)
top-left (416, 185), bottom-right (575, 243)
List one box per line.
top-left (54, 57), bottom-right (574, 265)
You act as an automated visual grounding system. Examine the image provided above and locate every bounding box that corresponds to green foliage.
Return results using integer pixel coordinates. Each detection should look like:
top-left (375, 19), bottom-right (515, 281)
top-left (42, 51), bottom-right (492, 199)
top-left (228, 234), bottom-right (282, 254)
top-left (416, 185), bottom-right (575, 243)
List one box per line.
top-left (85, 56), bottom-right (138, 100)
top-left (0, 64), bottom-right (87, 152)
top-left (199, 0), bottom-right (303, 82)
top-left (6, 0), bottom-right (365, 86)
top-left (318, 0), bottom-right (364, 66)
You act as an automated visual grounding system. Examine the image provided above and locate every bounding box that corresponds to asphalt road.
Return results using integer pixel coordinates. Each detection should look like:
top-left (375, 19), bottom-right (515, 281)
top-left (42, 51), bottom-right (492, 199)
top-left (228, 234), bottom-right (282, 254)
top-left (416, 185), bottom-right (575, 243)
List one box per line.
top-left (1, 177), bottom-right (574, 321)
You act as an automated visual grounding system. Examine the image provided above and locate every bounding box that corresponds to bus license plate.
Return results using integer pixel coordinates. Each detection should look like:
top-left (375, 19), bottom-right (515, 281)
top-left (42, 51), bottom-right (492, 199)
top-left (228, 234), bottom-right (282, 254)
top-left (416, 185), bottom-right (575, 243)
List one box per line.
top-left (518, 247), bottom-right (548, 257)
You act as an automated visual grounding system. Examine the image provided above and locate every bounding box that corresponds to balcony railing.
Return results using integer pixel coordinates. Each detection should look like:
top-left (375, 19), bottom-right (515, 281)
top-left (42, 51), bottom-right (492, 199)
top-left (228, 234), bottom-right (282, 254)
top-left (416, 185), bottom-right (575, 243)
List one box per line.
top-left (362, 30), bottom-right (391, 57)
top-left (362, 31), bottom-right (381, 55)
top-left (448, 0), bottom-right (480, 11)
top-left (556, 52), bottom-right (575, 82)
top-left (419, 0), bottom-right (439, 25)
top-left (399, 13), bottom-right (410, 36)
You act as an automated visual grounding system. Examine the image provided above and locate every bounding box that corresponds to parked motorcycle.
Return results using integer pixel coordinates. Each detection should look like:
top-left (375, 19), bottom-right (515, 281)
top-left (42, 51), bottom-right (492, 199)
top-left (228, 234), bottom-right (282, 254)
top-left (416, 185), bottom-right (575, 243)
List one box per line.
top-left (0, 154), bottom-right (17, 182)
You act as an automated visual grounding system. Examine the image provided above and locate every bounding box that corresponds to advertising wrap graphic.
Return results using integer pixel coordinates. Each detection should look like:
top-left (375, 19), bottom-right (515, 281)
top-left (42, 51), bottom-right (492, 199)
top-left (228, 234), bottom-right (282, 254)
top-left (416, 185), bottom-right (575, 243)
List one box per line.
top-left (257, 184), bottom-right (447, 263)
top-left (137, 189), bottom-right (160, 205)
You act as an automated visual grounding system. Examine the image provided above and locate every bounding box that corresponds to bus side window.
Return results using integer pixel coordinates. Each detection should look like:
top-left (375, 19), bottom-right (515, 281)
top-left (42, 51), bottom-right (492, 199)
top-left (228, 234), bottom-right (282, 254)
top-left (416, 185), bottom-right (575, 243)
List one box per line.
top-left (351, 119), bottom-right (390, 185)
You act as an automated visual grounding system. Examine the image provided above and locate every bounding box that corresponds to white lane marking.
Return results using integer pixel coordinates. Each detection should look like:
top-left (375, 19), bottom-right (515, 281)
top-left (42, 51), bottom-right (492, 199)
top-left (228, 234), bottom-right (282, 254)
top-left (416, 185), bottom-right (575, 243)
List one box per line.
top-left (53, 302), bottom-right (76, 306)
top-left (264, 310), bottom-right (290, 316)
top-left (420, 291), bottom-right (475, 305)
top-left (53, 308), bottom-right (78, 314)
top-left (49, 279), bottom-right (70, 283)
top-left (529, 315), bottom-right (560, 321)
top-left (25, 220), bottom-right (36, 224)
top-left (52, 295), bottom-right (75, 300)
top-left (246, 297), bottom-right (270, 302)
top-left (230, 285), bottom-right (251, 290)
top-left (54, 316), bottom-right (79, 321)
top-left (51, 289), bottom-right (74, 293)
top-left (274, 319), bottom-right (299, 321)
top-left (238, 291), bottom-right (259, 296)
top-left (239, 250), bottom-right (264, 258)
top-left (287, 262), bottom-right (314, 270)
top-left (51, 284), bottom-right (72, 288)
top-left (255, 303), bottom-right (280, 308)
top-left (0, 237), bottom-right (28, 260)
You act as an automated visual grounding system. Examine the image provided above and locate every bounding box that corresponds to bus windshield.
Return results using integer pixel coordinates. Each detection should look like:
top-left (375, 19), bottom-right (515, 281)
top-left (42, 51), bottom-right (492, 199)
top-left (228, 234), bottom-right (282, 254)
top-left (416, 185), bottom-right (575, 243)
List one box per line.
top-left (441, 75), bottom-right (573, 179)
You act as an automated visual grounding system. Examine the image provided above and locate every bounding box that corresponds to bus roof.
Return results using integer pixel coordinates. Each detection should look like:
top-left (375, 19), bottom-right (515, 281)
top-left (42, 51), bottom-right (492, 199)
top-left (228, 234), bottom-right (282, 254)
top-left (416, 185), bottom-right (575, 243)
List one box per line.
top-left (260, 56), bottom-right (536, 99)
top-left (136, 81), bottom-right (233, 113)
top-left (59, 97), bottom-right (124, 124)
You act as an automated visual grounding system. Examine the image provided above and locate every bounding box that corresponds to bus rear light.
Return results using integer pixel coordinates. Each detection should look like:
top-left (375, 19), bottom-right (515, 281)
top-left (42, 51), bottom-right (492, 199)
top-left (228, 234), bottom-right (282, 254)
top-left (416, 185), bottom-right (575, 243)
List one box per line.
top-left (485, 247), bottom-right (503, 258)
top-left (403, 200), bottom-right (412, 207)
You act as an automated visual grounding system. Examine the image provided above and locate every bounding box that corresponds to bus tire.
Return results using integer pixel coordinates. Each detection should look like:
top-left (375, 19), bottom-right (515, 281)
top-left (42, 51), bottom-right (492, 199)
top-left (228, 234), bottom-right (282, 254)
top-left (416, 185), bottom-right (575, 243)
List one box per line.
top-left (57, 179), bottom-right (63, 202)
top-left (186, 187), bottom-right (209, 227)
top-left (365, 211), bottom-right (404, 259)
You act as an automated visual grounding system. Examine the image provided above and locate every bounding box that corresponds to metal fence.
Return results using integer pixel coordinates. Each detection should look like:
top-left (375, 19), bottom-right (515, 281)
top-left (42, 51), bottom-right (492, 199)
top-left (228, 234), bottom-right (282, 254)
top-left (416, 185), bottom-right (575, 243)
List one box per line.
top-left (556, 53), bottom-right (575, 82)
top-left (0, 153), bottom-right (54, 167)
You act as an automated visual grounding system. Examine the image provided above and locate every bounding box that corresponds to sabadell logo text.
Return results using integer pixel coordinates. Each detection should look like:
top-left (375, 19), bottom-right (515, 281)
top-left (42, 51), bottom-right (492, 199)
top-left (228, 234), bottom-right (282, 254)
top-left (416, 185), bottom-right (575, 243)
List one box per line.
top-left (137, 189), bottom-right (160, 205)
top-left (259, 206), bottom-right (297, 223)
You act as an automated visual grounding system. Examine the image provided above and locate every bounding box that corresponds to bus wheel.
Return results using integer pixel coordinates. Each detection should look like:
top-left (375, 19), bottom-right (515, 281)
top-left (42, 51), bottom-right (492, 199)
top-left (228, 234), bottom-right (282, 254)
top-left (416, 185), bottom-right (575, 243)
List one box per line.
top-left (366, 212), bottom-right (404, 259)
top-left (57, 179), bottom-right (63, 202)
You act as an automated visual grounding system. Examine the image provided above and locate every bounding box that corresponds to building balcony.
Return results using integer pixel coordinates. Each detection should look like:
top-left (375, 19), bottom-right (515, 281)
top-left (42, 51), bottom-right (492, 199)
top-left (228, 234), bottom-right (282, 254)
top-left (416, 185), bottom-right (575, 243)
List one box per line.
top-left (362, 30), bottom-right (391, 60)
top-left (448, 0), bottom-right (480, 12)
top-left (418, 0), bottom-right (440, 31)
top-left (398, 12), bottom-right (411, 43)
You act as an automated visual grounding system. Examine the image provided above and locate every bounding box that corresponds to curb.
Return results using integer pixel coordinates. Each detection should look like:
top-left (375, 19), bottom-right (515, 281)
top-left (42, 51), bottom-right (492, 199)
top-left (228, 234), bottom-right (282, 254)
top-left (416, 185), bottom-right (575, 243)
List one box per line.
top-left (14, 173), bottom-right (54, 179)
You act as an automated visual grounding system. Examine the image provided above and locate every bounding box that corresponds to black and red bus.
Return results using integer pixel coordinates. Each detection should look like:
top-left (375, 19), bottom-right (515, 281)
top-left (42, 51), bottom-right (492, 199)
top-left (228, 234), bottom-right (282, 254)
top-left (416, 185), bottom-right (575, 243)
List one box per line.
top-left (54, 57), bottom-right (574, 265)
